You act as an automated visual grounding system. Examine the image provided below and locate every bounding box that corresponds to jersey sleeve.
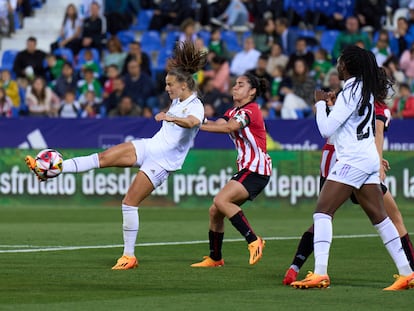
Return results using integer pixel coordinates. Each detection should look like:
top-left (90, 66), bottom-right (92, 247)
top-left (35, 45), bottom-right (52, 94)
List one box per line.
top-left (374, 101), bottom-right (391, 131)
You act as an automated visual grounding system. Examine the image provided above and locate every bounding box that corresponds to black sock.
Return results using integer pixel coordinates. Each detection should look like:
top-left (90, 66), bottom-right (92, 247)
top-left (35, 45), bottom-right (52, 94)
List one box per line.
top-left (208, 230), bottom-right (224, 261)
top-left (229, 211), bottom-right (257, 244)
top-left (291, 231), bottom-right (314, 269)
top-left (401, 234), bottom-right (414, 270)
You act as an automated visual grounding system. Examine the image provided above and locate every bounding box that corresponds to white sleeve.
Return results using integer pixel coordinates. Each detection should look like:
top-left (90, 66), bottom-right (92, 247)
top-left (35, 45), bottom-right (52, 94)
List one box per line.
top-left (189, 101), bottom-right (204, 124)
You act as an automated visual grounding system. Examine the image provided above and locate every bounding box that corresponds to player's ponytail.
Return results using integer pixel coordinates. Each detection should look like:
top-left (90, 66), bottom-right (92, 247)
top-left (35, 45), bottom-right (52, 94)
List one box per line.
top-left (167, 40), bottom-right (208, 92)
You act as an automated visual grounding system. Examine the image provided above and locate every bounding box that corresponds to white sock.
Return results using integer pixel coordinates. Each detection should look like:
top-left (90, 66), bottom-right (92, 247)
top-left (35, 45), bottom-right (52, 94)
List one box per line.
top-left (62, 153), bottom-right (100, 173)
top-left (375, 217), bottom-right (413, 276)
top-left (313, 213), bottom-right (332, 275)
top-left (122, 204), bottom-right (139, 257)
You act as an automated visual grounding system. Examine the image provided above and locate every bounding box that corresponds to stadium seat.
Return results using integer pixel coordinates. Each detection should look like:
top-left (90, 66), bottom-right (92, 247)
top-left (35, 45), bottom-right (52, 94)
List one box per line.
top-left (320, 30), bottom-right (340, 56)
top-left (116, 30), bottom-right (136, 50)
top-left (76, 48), bottom-right (100, 72)
top-left (165, 30), bottom-right (180, 50)
top-left (130, 10), bottom-right (153, 31)
top-left (53, 48), bottom-right (74, 65)
top-left (140, 31), bottom-right (162, 54)
top-left (1, 49), bottom-right (19, 72)
top-left (197, 30), bottom-right (211, 45)
top-left (221, 30), bottom-right (241, 53)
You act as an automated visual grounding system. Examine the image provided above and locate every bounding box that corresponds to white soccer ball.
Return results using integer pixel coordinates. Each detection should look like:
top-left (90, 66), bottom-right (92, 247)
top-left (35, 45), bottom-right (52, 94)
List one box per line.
top-left (35, 149), bottom-right (63, 179)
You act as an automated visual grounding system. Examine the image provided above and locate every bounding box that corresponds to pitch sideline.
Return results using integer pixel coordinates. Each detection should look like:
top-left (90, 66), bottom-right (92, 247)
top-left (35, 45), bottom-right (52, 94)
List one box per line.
top-left (0, 233), bottom-right (380, 253)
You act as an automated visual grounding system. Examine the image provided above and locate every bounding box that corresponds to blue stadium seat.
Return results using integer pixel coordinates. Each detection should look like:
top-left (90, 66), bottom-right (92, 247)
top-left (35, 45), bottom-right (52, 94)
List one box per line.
top-left (1, 49), bottom-right (19, 72)
top-left (165, 30), bottom-right (180, 50)
top-left (53, 48), bottom-right (74, 65)
top-left (116, 30), bottom-right (136, 50)
top-left (320, 30), bottom-right (340, 56)
top-left (197, 30), bottom-right (211, 45)
top-left (130, 10), bottom-right (153, 31)
top-left (76, 48), bottom-right (100, 72)
top-left (153, 48), bottom-right (173, 78)
top-left (221, 30), bottom-right (241, 53)
top-left (140, 31), bottom-right (162, 54)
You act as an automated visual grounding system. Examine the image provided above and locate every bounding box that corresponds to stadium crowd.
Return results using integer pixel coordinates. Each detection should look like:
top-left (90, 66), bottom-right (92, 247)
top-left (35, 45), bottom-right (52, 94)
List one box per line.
top-left (1, 0), bottom-right (414, 120)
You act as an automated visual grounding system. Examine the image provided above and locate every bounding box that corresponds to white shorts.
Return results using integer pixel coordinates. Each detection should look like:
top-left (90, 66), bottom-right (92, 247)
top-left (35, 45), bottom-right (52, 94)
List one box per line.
top-left (327, 162), bottom-right (380, 189)
top-left (131, 139), bottom-right (170, 188)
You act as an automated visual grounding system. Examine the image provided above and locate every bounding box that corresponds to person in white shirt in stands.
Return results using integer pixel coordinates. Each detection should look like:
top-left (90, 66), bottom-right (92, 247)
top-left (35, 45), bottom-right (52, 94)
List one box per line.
top-left (24, 41), bottom-right (208, 270)
top-left (230, 36), bottom-right (261, 76)
top-left (291, 45), bottom-right (414, 291)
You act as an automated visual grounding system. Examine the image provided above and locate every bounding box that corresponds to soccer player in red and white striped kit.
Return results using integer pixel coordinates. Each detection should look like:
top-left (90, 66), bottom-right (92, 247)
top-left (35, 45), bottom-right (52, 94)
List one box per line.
top-left (191, 72), bottom-right (272, 267)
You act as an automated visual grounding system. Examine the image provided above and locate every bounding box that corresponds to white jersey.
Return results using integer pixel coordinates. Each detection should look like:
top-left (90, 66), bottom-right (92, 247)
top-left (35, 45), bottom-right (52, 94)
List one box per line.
top-left (146, 93), bottom-right (204, 171)
top-left (315, 77), bottom-right (379, 173)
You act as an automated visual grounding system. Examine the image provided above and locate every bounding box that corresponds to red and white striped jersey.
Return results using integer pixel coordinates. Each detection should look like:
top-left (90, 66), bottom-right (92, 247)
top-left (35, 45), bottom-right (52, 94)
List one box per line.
top-left (224, 102), bottom-right (272, 176)
top-left (320, 101), bottom-right (391, 177)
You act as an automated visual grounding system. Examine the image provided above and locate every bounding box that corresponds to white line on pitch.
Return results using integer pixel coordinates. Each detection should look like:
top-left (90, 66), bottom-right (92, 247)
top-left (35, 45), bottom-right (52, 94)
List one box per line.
top-left (0, 234), bottom-right (380, 253)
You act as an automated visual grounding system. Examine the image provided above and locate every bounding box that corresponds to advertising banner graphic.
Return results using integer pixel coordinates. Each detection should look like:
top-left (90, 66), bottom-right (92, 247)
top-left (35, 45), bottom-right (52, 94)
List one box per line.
top-left (1, 149), bottom-right (413, 208)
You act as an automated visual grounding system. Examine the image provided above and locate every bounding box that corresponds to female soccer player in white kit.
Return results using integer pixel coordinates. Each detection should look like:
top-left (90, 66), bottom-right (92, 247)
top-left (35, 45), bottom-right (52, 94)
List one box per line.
top-left (25, 41), bottom-right (208, 270)
top-left (291, 45), bottom-right (414, 290)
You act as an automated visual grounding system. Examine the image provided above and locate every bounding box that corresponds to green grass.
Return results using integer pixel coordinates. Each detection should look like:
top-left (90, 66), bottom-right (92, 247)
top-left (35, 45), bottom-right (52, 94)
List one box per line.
top-left (0, 204), bottom-right (414, 310)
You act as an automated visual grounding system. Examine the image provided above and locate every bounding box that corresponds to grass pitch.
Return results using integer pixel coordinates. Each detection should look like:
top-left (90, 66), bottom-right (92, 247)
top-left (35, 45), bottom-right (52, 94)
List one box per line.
top-left (0, 203), bottom-right (413, 310)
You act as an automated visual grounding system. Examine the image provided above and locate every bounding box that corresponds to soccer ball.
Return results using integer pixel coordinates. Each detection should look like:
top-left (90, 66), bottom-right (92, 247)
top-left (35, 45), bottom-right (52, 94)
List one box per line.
top-left (35, 149), bottom-right (63, 179)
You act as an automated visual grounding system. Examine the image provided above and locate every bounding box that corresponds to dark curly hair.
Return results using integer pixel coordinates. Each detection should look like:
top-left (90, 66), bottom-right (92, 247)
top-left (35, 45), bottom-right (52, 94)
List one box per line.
top-left (167, 40), bottom-right (208, 92)
top-left (243, 72), bottom-right (269, 100)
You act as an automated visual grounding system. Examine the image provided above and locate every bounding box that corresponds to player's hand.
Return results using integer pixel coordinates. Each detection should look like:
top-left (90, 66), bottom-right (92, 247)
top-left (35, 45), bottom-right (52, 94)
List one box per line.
top-left (382, 159), bottom-right (390, 172)
top-left (314, 90), bottom-right (329, 103)
top-left (155, 112), bottom-right (167, 122)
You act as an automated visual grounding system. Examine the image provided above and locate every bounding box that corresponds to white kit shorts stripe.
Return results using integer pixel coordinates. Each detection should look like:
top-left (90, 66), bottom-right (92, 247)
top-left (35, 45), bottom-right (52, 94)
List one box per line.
top-left (327, 161), bottom-right (380, 189)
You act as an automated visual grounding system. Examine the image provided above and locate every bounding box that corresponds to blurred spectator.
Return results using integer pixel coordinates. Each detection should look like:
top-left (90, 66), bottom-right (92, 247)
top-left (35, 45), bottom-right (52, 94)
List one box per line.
top-left (104, 0), bottom-right (139, 34)
top-left (80, 1), bottom-right (107, 53)
top-left (12, 37), bottom-right (46, 82)
top-left (246, 54), bottom-right (273, 104)
top-left (252, 17), bottom-right (278, 54)
top-left (26, 77), bottom-right (60, 117)
top-left (312, 0), bottom-right (354, 31)
top-left (142, 106), bottom-right (153, 118)
top-left (80, 49), bottom-right (101, 78)
top-left (266, 42), bottom-right (289, 74)
top-left (53, 62), bottom-right (79, 99)
top-left (203, 102), bottom-right (216, 118)
top-left (286, 37), bottom-right (315, 73)
top-left (312, 48), bottom-right (333, 88)
top-left (210, 0), bottom-right (249, 30)
top-left (322, 69), bottom-right (343, 92)
top-left (280, 59), bottom-right (316, 119)
top-left (332, 16), bottom-right (372, 60)
top-left (391, 17), bottom-right (413, 58)
top-left (103, 75), bottom-right (127, 113)
top-left (391, 82), bottom-right (414, 118)
top-left (50, 3), bottom-right (82, 55)
top-left (230, 36), bottom-right (261, 76)
top-left (383, 55), bottom-right (406, 85)
top-left (79, 89), bottom-right (101, 118)
top-left (0, 0), bottom-right (16, 37)
top-left (203, 53), bottom-right (230, 93)
top-left (208, 27), bottom-right (231, 61)
top-left (178, 18), bottom-right (197, 43)
top-left (0, 87), bottom-right (13, 117)
top-left (148, 0), bottom-right (193, 31)
top-left (122, 41), bottom-right (151, 76)
top-left (103, 36), bottom-right (127, 71)
top-left (16, 0), bottom-right (33, 27)
top-left (58, 89), bottom-right (81, 118)
top-left (371, 29), bottom-right (392, 66)
top-left (108, 95), bottom-right (141, 117)
top-left (199, 76), bottom-right (231, 116)
top-left (246, 0), bottom-right (284, 22)
top-left (0, 69), bottom-right (20, 108)
top-left (354, 0), bottom-right (387, 31)
top-left (399, 42), bottom-right (414, 84)
top-left (123, 59), bottom-right (157, 110)
top-left (77, 67), bottom-right (103, 101)
top-left (267, 64), bottom-right (288, 118)
top-left (102, 64), bottom-right (120, 99)
top-left (44, 53), bottom-right (64, 84)
top-left (79, 0), bottom-right (104, 18)
top-left (274, 17), bottom-right (298, 55)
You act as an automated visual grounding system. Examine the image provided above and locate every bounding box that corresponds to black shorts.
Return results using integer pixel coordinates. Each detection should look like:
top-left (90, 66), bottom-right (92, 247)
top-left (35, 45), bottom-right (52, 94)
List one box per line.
top-left (231, 168), bottom-right (270, 200)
